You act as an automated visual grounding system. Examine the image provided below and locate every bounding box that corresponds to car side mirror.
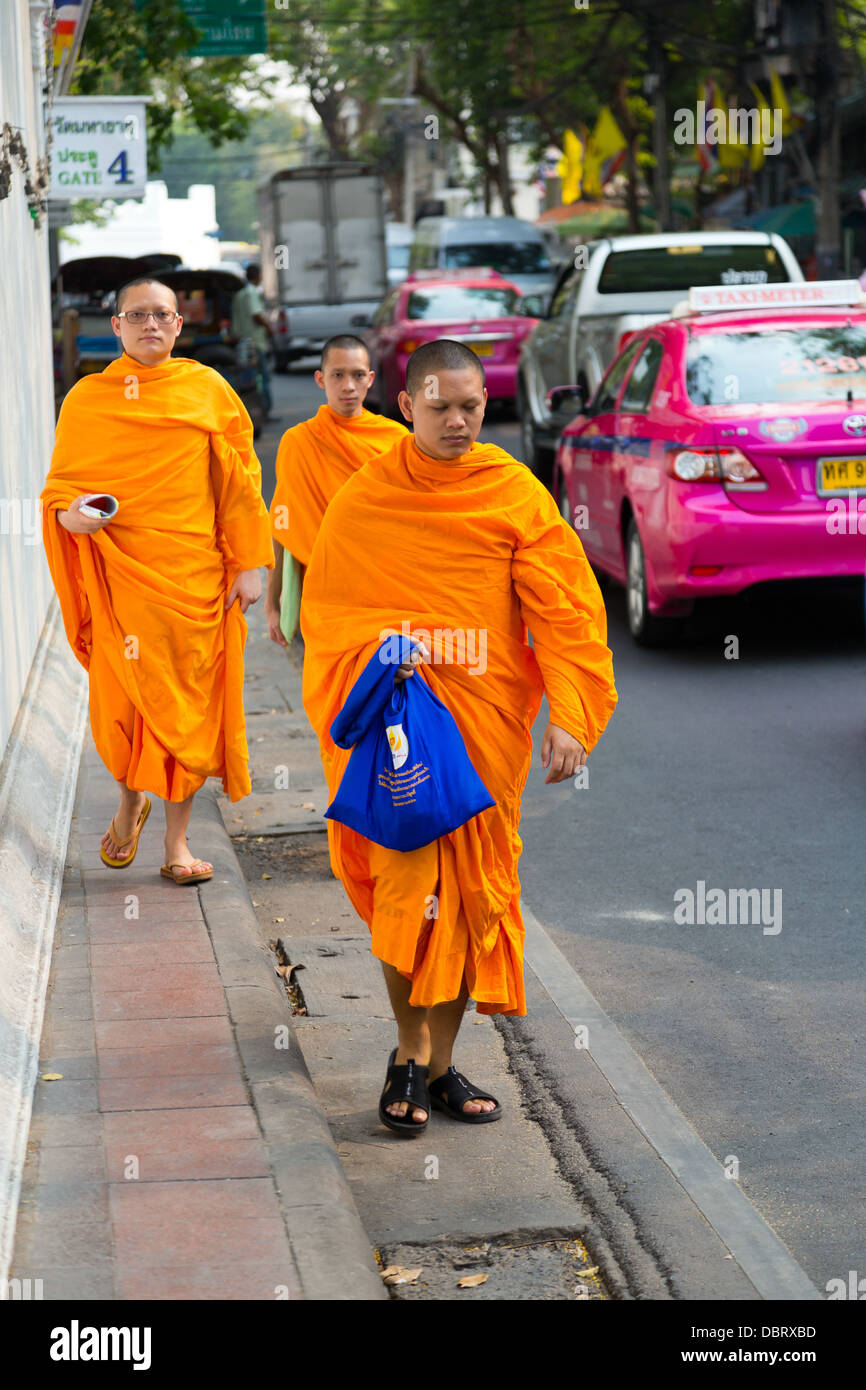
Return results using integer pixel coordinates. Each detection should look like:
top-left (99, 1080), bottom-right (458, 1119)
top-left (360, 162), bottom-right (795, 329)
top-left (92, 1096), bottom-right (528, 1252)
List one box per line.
top-left (546, 383), bottom-right (586, 416)
top-left (350, 313), bottom-right (372, 328)
top-left (520, 294), bottom-right (546, 319)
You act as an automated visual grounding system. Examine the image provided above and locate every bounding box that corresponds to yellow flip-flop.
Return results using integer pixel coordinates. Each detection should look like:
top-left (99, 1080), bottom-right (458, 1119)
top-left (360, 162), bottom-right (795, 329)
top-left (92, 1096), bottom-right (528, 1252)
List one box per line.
top-left (100, 797), bottom-right (151, 868)
top-left (160, 859), bottom-right (213, 886)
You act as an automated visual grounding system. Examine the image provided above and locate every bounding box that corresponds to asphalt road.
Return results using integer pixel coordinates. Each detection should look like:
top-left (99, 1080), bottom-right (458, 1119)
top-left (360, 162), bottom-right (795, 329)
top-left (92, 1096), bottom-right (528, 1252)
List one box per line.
top-left (258, 361), bottom-right (866, 1298)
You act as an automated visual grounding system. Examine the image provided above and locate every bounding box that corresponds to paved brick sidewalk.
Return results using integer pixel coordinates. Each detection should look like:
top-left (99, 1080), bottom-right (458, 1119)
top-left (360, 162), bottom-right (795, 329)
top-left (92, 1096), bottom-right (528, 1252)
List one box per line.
top-left (10, 736), bottom-right (303, 1301)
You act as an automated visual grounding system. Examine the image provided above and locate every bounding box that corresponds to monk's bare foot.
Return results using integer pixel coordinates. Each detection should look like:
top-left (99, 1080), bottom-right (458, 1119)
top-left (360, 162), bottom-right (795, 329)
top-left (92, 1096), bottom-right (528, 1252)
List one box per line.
top-left (101, 791), bottom-right (147, 861)
top-left (386, 1044), bottom-right (429, 1123)
top-left (163, 843), bottom-right (213, 877)
top-left (429, 1058), bottom-right (496, 1114)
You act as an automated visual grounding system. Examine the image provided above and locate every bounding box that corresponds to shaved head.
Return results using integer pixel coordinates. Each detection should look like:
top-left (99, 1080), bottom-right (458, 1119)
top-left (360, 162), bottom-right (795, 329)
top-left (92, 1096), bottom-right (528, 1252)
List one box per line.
top-left (115, 277), bottom-right (178, 313)
top-left (405, 339), bottom-right (485, 397)
top-left (320, 334), bottom-right (370, 370)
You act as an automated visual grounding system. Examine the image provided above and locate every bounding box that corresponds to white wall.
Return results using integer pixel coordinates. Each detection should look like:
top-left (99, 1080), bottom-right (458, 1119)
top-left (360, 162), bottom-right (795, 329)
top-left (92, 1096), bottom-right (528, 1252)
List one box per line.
top-left (0, 0), bottom-right (57, 766)
top-left (59, 181), bottom-right (221, 268)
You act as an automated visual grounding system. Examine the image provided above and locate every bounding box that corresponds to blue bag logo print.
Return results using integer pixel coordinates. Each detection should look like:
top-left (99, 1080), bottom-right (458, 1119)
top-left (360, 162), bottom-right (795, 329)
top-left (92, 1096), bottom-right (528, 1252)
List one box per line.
top-left (325, 636), bottom-right (495, 852)
top-left (386, 722), bottom-right (409, 769)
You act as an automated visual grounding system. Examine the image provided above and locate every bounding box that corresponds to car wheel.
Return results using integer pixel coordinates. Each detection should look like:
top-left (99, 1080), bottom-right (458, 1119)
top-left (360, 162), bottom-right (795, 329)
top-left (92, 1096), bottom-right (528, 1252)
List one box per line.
top-left (625, 520), bottom-right (678, 646)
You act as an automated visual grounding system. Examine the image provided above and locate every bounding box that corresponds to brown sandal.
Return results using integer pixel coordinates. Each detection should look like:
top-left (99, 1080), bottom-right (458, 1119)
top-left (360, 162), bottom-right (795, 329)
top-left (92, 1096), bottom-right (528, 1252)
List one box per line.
top-left (100, 797), bottom-right (151, 868)
top-left (160, 859), bottom-right (213, 885)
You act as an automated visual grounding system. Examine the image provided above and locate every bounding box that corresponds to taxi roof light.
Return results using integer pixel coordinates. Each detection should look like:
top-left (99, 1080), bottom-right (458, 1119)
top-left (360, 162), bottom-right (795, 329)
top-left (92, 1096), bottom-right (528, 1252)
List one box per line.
top-left (686, 280), bottom-right (866, 315)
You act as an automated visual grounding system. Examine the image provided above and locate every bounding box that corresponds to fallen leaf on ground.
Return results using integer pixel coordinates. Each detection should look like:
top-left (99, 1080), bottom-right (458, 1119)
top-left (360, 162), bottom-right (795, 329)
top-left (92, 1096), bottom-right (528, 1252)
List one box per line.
top-left (41, 1073), bottom-right (63, 1081)
top-left (380, 1265), bottom-right (422, 1286)
top-left (262, 873), bottom-right (272, 879)
top-left (273, 917), bottom-right (285, 923)
top-left (457, 1273), bottom-right (488, 1288)
top-left (252, 900), bottom-right (261, 907)
top-left (274, 964), bottom-right (290, 978)
top-left (574, 1265), bottom-right (599, 1278)
top-left (301, 802), bottom-right (316, 810)
top-left (232, 817), bottom-right (243, 824)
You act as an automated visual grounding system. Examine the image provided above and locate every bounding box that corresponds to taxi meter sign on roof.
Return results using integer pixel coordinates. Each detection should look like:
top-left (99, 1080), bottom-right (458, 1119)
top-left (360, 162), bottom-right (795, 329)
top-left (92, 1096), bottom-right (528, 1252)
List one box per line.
top-left (687, 281), bottom-right (865, 313)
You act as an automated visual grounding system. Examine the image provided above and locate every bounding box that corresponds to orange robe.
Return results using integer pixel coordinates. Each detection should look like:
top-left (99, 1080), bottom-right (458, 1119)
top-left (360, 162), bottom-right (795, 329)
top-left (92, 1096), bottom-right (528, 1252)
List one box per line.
top-left (41, 352), bottom-right (274, 803)
top-left (301, 434), bottom-right (618, 1015)
top-left (269, 404), bottom-right (407, 565)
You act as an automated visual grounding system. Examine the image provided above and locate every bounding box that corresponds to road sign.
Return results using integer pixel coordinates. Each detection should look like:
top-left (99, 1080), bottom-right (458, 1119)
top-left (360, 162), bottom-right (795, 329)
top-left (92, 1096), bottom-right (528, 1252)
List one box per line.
top-left (179, 0), bottom-right (267, 55)
top-left (49, 98), bottom-right (149, 199)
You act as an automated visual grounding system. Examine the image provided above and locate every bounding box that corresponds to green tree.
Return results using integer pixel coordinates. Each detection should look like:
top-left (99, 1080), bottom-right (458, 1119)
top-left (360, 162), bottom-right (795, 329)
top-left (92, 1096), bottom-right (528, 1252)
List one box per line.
top-left (71, 0), bottom-right (273, 168)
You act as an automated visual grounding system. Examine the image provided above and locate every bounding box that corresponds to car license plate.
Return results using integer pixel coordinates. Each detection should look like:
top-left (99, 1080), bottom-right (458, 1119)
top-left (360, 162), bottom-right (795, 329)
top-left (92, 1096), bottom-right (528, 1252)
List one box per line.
top-left (818, 457), bottom-right (866, 494)
top-left (468, 342), bottom-right (494, 357)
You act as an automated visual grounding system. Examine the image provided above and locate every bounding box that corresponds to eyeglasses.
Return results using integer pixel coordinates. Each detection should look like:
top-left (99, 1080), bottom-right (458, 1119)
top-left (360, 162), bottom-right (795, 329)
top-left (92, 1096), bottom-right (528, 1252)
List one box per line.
top-left (117, 310), bottom-right (179, 325)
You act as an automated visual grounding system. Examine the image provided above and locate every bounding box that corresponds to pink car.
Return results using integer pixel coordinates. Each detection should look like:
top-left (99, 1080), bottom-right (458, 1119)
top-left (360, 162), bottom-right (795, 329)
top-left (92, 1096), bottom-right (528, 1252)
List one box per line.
top-left (361, 269), bottom-right (537, 416)
top-left (553, 281), bottom-right (866, 643)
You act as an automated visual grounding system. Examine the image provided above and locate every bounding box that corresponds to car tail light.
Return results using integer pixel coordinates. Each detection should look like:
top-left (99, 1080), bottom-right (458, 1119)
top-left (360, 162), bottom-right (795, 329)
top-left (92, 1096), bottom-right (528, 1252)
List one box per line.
top-left (666, 448), bottom-right (720, 481)
top-left (277, 308), bottom-right (289, 334)
top-left (718, 447), bottom-right (767, 489)
top-left (617, 330), bottom-right (636, 354)
top-left (398, 338), bottom-right (422, 354)
top-left (665, 446), bottom-right (768, 488)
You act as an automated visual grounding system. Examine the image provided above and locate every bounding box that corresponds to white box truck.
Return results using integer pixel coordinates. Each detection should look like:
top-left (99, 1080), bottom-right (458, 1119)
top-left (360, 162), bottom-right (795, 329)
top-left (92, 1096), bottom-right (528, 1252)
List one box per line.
top-left (258, 163), bottom-right (389, 370)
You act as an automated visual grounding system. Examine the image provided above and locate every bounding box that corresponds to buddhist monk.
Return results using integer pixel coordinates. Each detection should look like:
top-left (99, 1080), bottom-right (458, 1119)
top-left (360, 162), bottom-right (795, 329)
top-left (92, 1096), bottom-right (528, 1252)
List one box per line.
top-left (42, 277), bottom-right (274, 883)
top-left (265, 334), bottom-right (407, 648)
top-left (301, 339), bottom-right (618, 1133)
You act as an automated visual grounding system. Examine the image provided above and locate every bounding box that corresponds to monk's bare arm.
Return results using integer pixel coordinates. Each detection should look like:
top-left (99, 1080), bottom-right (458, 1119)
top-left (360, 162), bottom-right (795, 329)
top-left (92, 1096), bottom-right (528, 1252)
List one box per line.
top-left (265, 538), bottom-right (288, 647)
top-left (56, 496), bottom-right (113, 535)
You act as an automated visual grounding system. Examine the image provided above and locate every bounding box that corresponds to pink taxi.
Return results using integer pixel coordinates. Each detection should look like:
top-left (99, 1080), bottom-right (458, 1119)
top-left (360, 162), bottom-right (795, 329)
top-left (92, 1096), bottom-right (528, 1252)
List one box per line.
top-left (360, 269), bottom-right (536, 416)
top-left (552, 281), bottom-right (866, 643)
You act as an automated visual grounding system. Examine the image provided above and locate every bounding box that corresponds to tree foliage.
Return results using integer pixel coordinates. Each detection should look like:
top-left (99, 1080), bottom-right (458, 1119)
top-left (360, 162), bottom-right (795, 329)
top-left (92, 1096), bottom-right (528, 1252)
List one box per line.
top-left (71, 0), bottom-right (273, 168)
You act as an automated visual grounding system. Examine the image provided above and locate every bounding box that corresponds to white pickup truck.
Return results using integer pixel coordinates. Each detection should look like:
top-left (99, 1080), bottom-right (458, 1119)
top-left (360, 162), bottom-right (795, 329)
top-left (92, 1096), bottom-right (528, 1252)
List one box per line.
top-left (517, 230), bottom-right (804, 486)
top-left (258, 163), bottom-right (389, 369)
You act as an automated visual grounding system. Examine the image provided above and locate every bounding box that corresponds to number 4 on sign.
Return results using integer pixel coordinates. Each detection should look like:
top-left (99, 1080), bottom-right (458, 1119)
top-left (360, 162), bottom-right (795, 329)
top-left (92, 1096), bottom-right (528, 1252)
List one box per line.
top-left (107, 150), bottom-right (134, 184)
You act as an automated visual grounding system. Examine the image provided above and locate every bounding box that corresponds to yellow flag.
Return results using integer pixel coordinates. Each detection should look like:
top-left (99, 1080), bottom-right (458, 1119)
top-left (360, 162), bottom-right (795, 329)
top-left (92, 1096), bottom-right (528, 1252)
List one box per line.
top-left (583, 106), bottom-right (626, 197)
top-left (557, 129), bottom-right (584, 205)
top-left (769, 68), bottom-right (792, 138)
top-left (717, 82), bottom-right (747, 170)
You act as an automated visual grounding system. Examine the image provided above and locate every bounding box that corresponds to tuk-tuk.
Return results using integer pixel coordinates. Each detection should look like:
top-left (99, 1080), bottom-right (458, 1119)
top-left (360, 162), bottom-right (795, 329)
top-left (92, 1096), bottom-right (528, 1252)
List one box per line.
top-left (53, 259), bottom-right (266, 437)
top-left (53, 254), bottom-right (182, 390)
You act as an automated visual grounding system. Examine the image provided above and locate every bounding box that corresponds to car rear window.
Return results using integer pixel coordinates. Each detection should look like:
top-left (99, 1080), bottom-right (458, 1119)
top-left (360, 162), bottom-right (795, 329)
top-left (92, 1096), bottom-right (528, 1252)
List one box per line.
top-left (442, 243), bottom-right (552, 274)
top-left (597, 244), bottom-right (789, 294)
top-left (686, 325), bottom-right (866, 404)
top-left (406, 286), bottom-right (521, 320)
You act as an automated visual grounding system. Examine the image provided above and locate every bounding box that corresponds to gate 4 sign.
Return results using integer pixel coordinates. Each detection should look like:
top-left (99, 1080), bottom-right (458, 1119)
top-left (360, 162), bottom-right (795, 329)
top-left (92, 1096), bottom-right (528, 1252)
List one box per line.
top-left (50, 98), bottom-right (149, 199)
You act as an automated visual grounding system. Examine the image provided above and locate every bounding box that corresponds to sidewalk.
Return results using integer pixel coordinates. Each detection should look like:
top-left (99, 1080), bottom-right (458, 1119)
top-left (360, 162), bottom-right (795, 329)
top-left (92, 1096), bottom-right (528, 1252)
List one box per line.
top-left (8, 621), bottom-right (385, 1300)
top-left (215, 615), bottom-right (613, 1301)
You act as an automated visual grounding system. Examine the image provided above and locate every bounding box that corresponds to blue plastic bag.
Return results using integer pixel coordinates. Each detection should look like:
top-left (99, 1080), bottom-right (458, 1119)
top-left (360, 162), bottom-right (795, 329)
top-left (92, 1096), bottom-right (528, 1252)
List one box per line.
top-left (325, 636), bottom-right (495, 851)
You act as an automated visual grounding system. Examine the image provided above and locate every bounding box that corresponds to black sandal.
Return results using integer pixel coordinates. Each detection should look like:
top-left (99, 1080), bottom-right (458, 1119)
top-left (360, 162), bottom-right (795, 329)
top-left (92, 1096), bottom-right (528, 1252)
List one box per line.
top-left (429, 1066), bottom-right (502, 1124)
top-left (379, 1048), bottom-right (430, 1136)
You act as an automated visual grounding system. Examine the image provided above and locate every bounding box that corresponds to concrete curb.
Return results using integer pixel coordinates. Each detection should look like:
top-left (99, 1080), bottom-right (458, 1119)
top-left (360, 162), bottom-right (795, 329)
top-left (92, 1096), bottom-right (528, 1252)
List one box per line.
top-left (193, 785), bottom-right (387, 1302)
top-left (0, 598), bottom-right (87, 1284)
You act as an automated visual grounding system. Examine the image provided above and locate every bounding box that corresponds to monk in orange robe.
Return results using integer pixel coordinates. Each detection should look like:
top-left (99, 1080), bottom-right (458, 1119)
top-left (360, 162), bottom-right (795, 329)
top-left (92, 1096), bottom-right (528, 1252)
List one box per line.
top-left (265, 334), bottom-right (407, 647)
top-left (42, 277), bottom-right (274, 882)
top-left (301, 339), bottom-right (617, 1131)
